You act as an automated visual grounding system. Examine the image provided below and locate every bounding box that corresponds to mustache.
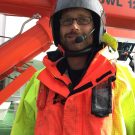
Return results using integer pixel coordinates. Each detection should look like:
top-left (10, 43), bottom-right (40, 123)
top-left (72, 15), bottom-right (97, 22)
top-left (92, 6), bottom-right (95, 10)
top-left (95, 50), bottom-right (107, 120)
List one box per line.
top-left (64, 31), bottom-right (81, 37)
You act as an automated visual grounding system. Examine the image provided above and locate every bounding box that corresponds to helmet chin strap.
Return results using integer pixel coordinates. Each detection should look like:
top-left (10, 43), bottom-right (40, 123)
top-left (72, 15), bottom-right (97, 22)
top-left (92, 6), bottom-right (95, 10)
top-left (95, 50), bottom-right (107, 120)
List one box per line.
top-left (64, 45), bottom-right (96, 57)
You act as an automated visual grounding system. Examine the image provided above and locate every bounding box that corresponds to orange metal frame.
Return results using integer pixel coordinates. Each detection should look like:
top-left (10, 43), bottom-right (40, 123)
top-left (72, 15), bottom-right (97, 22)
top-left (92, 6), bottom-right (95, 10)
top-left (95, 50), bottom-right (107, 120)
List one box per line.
top-left (0, 0), bottom-right (56, 17)
top-left (0, 66), bottom-right (37, 104)
top-left (0, 16), bottom-right (53, 104)
top-left (107, 27), bottom-right (135, 39)
top-left (0, 17), bottom-right (52, 80)
top-left (102, 0), bottom-right (135, 30)
top-left (0, 0), bottom-right (135, 104)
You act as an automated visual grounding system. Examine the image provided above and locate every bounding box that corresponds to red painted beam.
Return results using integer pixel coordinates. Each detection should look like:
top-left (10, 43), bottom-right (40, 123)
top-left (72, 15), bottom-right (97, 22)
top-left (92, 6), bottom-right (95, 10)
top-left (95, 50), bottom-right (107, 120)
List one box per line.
top-left (0, 0), bottom-right (56, 17)
top-left (102, 0), bottom-right (135, 30)
top-left (0, 66), bottom-right (37, 105)
top-left (107, 27), bottom-right (135, 39)
top-left (0, 17), bottom-right (52, 80)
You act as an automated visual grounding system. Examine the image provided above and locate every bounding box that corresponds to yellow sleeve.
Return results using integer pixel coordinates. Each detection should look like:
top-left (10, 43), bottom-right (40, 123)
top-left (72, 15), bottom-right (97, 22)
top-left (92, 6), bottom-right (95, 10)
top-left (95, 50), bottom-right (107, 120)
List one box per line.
top-left (10, 70), bottom-right (41, 135)
top-left (112, 62), bottom-right (135, 135)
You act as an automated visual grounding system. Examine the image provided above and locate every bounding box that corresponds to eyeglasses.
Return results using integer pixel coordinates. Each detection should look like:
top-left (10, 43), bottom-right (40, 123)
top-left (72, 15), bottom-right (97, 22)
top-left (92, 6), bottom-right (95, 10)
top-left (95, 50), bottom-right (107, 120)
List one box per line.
top-left (60, 16), bottom-right (92, 26)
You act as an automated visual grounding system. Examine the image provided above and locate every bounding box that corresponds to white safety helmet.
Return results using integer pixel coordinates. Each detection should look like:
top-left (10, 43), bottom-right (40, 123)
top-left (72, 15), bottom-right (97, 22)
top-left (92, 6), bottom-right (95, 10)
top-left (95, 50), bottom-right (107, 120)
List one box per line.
top-left (50, 0), bottom-right (106, 56)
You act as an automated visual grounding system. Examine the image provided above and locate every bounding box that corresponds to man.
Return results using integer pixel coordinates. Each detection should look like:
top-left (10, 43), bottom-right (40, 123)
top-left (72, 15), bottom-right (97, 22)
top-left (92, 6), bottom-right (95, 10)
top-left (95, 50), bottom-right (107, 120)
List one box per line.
top-left (11, 0), bottom-right (135, 135)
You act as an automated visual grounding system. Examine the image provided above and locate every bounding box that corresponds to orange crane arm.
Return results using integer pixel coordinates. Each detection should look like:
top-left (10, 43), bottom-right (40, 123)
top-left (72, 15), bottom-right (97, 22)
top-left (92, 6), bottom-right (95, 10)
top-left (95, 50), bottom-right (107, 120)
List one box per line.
top-left (0, 17), bottom-right (53, 104)
top-left (0, 0), bottom-right (56, 17)
top-left (102, 0), bottom-right (135, 30)
top-left (0, 17), bottom-right (52, 80)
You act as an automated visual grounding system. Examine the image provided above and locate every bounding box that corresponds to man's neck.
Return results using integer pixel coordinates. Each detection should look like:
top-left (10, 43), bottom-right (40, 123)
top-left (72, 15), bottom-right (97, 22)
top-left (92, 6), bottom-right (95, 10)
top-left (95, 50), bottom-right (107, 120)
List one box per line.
top-left (67, 55), bottom-right (88, 70)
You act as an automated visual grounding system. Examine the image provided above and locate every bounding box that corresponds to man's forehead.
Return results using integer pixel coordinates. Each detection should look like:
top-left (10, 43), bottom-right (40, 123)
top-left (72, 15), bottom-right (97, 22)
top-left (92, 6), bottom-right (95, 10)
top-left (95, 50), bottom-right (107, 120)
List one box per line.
top-left (61, 7), bottom-right (92, 17)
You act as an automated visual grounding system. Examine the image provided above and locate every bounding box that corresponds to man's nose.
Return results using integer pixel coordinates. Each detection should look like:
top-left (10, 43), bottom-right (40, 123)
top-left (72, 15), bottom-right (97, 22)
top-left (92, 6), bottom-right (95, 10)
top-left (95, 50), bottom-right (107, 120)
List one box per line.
top-left (71, 20), bottom-right (80, 30)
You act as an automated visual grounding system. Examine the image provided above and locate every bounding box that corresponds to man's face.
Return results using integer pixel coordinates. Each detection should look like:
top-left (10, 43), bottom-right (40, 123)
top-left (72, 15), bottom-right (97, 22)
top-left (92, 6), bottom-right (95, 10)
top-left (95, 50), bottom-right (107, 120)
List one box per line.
top-left (60, 8), bottom-right (94, 51)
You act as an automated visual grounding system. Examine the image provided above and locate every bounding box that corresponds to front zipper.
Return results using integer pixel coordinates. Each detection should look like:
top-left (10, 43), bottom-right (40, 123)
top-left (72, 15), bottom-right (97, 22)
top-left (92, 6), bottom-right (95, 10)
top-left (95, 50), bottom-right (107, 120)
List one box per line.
top-left (55, 77), bottom-right (73, 92)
